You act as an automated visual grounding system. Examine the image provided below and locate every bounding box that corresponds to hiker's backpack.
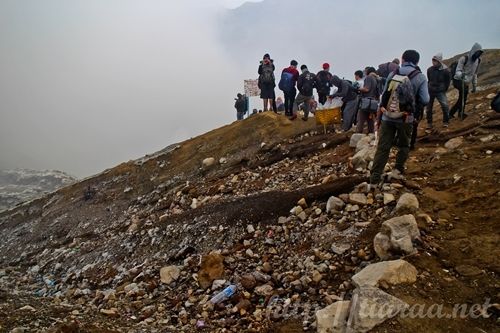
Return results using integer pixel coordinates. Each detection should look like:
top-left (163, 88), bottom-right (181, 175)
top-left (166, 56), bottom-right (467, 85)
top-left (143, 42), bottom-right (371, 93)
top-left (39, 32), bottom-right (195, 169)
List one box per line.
top-left (301, 72), bottom-right (316, 95)
top-left (260, 64), bottom-right (275, 85)
top-left (278, 71), bottom-right (294, 92)
top-left (383, 69), bottom-right (420, 120)
top-left (491, 92), bottom-right (500, 113)
top-left (377, 62), bottom-right (392, 78)
top-left (316, 71), bottom-right (332, 94)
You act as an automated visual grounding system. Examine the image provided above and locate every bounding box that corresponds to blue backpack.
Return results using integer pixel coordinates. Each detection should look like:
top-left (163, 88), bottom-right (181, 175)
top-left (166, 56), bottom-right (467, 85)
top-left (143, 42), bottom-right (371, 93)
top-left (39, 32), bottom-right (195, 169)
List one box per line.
top-left (279, 71), bottom-right (294, 92)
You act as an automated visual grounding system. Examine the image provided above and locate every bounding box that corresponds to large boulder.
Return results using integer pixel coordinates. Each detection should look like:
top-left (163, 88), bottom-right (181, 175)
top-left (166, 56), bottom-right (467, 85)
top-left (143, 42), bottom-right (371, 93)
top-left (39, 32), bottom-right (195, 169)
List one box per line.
top-left (347, 287), bottom-right (408, 333)
top-left (374, 215), bottom-right (420, 259)
top-left (352, 146), bottom-right (376, 170)
top-left (316, 301), bottom-right (351, 333)
top-left (350, 133), bottom-right (366, 148)
top-left (395, 193), bottom-right (419, 214)
top-left (351, 259), bottom-right (417, 288)
top-left (197, 253), bottom-right (224, 289)
top-left (355, 135), bottom-right (373, 153)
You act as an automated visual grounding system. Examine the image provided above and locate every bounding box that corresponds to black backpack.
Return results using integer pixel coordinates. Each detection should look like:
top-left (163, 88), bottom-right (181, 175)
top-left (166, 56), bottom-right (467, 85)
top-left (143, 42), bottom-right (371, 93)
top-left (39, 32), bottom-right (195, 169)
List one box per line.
top-left (491, 92), bottom-right (500, 113)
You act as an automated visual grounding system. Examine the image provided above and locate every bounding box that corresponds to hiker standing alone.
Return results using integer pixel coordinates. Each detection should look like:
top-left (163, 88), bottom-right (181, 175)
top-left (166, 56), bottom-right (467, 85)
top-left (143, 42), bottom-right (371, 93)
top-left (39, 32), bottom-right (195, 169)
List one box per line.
top-left (258, 53), bottom-right (276, 112)
top-left (449, 43), bottom-right (483, 119)
top-left (426, 53), bottom-right (451, 129)
top-left (370, 50), bottom-right (429, 186)
top-left (234, 93), bottom-right (247, 120)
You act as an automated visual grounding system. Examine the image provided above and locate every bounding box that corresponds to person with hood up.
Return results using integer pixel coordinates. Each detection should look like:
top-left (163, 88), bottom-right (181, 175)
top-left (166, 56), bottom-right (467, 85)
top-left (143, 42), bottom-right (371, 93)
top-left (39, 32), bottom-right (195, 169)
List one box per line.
top-left (449, 43), bottom-right (483, 119)
top-left (330, 75), bottom-right (359, 131)
top-left (426, 53), bottom-right (451, 129)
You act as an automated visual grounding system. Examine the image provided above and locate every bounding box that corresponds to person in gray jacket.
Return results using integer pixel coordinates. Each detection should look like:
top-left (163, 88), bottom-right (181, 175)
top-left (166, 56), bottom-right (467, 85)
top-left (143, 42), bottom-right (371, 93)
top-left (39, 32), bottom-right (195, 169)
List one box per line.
top-left (370, 50), bottom-right (429, 186)
top-left (449, 43), bottom-right (483, 119)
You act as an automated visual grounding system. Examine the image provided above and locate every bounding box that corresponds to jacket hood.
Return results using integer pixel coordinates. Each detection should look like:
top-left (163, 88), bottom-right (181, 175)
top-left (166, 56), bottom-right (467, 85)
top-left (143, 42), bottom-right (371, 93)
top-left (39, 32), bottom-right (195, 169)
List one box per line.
top-left (432, 52), bottom-right (447, 69)
top-left (331, 75), bottom-right (342, 87)
top-left (468, 42), bottom-right (482, 59)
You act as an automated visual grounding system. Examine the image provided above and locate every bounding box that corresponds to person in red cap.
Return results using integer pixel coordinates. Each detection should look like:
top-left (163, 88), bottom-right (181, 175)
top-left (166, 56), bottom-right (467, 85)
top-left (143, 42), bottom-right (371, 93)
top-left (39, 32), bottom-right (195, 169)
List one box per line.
top-left (316, 63), bottom-right (333, 105)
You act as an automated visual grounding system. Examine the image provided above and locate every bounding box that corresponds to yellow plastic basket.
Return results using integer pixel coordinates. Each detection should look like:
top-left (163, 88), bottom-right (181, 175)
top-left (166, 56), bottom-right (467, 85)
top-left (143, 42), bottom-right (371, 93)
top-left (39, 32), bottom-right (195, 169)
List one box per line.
top-left (315, 107), bottom-right (342, 133)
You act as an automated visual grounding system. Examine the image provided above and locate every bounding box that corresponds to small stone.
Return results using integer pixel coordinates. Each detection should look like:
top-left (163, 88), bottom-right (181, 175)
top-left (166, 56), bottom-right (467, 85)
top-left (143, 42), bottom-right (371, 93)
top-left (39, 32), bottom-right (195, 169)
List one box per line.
top-left (297, 211), bottom-right (307, 222)
top-left (455, 265), bottom-right (483, 277)
top-left (18, 305), bottom-right (36, 312)
top-left (383, 193), bottom-right (395, 205)
top-left (254, 284), bottom-right (274, 296)
top-left (349, 193), bottom-right (367, 205)
top-left (202, 157), bottom-right (216, 168)
top-left (331, 243), bottom-right (351, 255)
top-left (100, 308), bottom-right (119, 317)
top-left (312, 270), bottom-right (323, 283)
top-left (298, 198), bottom-right (308, 208)
top-left (326, 196), bottom-right (345, 213)
top-left (291, 206), bottom-right (303, 216)
top-left (444, 137), bottom-right (464, 150)
top-left (211, 279), bottom-right (226, 290)
top-left (347, 204), bottom-right (360, 212)
top-left (262, 262), bottom-right (272, 273)
top-left (486, 150), bottom-right (493, 155)
top-left (160, 266), bottom-right (181, 284)
top-left (219, 157), bottom-right (227, 164)
top-left (246, 249), bottom-right (254, 257)
top-left (246, 224), bottom-right (255, 234)
top-left (240, 274), bottom-right (257, 290)
top-left (278, 216), bottom-right (287, 224)
top-left (198, 253), bottom-right (224, 289)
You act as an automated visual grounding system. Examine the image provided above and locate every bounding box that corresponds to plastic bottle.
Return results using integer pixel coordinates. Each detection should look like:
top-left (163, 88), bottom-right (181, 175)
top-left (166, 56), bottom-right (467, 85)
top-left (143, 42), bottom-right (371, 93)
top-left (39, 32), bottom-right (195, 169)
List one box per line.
top-left (209, 285), bottom-right (237, 304)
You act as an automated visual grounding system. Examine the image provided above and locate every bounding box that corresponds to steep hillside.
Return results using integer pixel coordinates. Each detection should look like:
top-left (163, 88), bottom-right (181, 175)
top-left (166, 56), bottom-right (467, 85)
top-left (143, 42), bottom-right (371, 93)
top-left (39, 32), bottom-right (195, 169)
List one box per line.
top-left (0, 54), bottom-right (499, 332)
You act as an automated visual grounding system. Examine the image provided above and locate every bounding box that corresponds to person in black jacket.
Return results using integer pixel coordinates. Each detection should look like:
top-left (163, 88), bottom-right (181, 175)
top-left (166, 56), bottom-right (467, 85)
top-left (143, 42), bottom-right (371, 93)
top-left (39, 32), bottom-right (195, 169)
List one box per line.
top-left (292, 65), bottom-right (316, 121)
top-left (316, 63), bottom-right (333, 105)
top-left (234, 93), bottom-right (246, 120)
top-left (258, 53), bottom-right (276, 112)
top-left (426, 53), bottom-right (452, 128)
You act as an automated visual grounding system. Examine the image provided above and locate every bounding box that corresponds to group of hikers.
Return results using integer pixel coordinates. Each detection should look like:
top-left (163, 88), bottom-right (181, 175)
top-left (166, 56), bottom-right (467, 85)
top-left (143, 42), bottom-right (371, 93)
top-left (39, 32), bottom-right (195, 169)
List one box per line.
top-left (234, 43), bottom-right (492, 187)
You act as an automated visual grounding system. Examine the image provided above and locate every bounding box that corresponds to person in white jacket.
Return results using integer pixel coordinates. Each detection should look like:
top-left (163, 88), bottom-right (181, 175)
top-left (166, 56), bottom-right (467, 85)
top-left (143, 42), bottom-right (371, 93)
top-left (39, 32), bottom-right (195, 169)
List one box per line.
top-left (449, 42), bottom-right (483, 119)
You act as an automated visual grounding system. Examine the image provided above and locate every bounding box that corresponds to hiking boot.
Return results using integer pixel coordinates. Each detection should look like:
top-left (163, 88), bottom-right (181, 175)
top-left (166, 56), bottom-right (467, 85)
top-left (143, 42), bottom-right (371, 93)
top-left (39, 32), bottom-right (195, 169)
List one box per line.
top-left (426, 123), bottom-right (433, 130)
top-left (443, 122), bottom-right (449, 128)
top-left (289, 114), bottom-right (297, 121)
top-left (301, 117), bottom-right (308, 121)
top-left (460, 113), bottom-right (468, 120)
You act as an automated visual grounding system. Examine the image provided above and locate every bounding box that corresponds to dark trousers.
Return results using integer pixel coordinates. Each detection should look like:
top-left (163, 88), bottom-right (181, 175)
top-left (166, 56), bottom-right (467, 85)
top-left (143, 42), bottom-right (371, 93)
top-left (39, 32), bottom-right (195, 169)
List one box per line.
top-left (450, 81), bottom-right (469, 117)
top-left (318, 93), bottom-right (328, 105)
top-left (356, 110), bottom-right (375, 134)
top-left (370, 120), bottom-right (413, 184)
top-left (427, 92), bottom-right (449, 124)
top-left (284, 89), bottom-right (296, 116)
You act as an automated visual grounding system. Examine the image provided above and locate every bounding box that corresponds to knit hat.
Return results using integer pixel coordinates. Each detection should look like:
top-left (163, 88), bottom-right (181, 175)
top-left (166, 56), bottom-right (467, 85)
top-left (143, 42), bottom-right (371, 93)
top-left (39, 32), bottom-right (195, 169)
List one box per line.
top-left (263, 53), bottom-right (270, 60)
top-left (432, 53), bottom-right (443, 62)
top-left (322, 63), bottom-right (330, 70)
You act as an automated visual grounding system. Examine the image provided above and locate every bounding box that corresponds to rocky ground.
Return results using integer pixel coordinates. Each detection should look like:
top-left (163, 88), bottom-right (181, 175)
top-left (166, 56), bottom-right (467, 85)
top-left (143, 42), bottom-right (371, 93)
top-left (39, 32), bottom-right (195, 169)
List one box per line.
top-left (0, 88), bottom-right (499, 333)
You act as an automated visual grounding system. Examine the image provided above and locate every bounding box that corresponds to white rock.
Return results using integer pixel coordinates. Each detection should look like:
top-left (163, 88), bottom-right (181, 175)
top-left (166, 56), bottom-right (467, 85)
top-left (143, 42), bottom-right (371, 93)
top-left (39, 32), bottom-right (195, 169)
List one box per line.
top-left (352, 146), bottom-right (376, 170)
top-left (211, 279), bottom-right (226, 290)
top-left (202, 157), bottom-right (216, 167)
top-left (326, 196), bottom-right (345, 213)
top-left (349, 193), bottom-right (367, 205)
top-left (160, 266), bottom-right (181, 284)
top-left (383, 193), bottom-right (395, 205)
top-left (316, 301), bottom-right (351, 333)
top-left (219, 157), bottom-right (227, 164)
top-left (395, 193), bottom-right (419, 213)
top-left (190, 198), bottom-right (199, 209)
top-left (350, 133), bottom-right (367, 148)
top-left (351, 259), bottom-right (418, 288)
top-left (331, 243), bottom-right (351, 255)
top-left (246, 224), bottom-right (255, 234)
top-left (375, 214), bottom-right (420, 259)
top-left (356, 135), bottom-right (373, 152)
top-left (348, 287), bottom-right (408, 333)
top-left (18, 305), bottom-right (36, 312)
top-left (444, 137), bottom-right (464, 150)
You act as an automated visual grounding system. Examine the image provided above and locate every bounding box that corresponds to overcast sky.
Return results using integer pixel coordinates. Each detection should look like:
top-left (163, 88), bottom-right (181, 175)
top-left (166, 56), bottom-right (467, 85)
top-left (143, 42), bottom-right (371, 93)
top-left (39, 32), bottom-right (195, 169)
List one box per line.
top-left (0, 0), bottom-right (498, 177)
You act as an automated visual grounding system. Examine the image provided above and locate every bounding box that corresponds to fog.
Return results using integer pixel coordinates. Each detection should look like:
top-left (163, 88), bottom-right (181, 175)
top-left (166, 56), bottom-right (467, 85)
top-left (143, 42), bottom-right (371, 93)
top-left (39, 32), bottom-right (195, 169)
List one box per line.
top-left (1, 0), bottom-right (499, 177)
